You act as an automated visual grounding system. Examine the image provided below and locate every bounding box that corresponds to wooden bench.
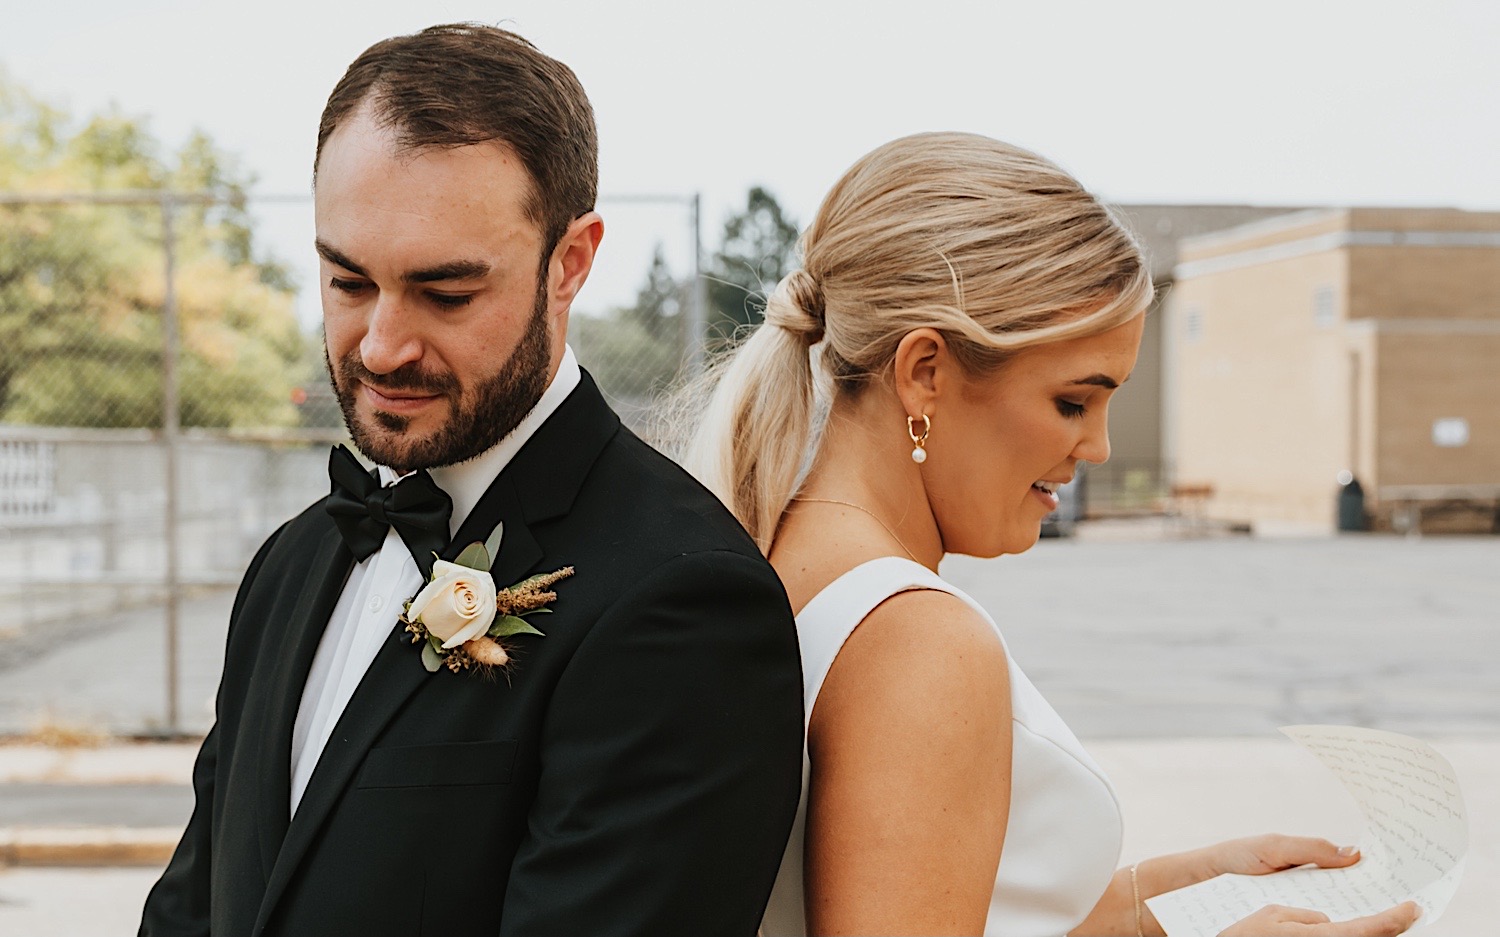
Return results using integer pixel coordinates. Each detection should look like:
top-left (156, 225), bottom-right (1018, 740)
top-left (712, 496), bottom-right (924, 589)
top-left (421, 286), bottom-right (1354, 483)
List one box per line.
top-left (1377, 484), bottom-right (1500, 535)
top-left (1169, 483), bottom-right (1214, 514)
top-left (1168, 483), bottom-right (1214, 533)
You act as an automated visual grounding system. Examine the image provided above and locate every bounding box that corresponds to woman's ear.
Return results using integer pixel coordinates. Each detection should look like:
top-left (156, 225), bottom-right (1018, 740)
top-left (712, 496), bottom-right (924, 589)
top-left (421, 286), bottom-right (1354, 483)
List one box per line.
top-left (892, 327), bottom-right (950, 420)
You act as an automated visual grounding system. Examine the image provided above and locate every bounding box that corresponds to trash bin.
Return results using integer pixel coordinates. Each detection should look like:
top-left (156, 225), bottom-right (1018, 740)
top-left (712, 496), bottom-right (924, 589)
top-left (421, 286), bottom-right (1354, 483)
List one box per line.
top-left (1336, 472), bottom-right (1367, 532)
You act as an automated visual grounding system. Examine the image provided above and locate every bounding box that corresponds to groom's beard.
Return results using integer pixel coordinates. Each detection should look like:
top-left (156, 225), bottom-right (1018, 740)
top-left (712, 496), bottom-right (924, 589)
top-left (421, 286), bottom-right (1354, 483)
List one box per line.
top-left (328, 283), bottom-right (553, 474)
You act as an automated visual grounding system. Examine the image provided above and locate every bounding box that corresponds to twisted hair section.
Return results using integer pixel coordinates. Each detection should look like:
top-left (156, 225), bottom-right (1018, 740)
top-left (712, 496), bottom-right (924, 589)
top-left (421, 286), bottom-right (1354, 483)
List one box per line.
top-left (678, 281), bottom-right (819, 554)
top-left (761, 269), bottom-right (827, 345)
top-left (677, 132), bottom-right (1154, 552)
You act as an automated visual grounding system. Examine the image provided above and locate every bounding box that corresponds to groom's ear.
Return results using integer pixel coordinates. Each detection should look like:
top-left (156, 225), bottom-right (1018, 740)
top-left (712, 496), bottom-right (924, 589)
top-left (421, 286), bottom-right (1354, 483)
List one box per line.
top-left (545, 211), bottom-right (605, 319)
top-left (892, 327), bottom-right (949, 419)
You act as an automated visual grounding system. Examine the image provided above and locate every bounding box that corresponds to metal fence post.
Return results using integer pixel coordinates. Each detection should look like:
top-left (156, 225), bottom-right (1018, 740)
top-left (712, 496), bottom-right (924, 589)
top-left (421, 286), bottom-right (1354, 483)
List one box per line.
top-left (160, 194), bottom-right (182, 736)
top-left (687, 192), bottom-right (706, 378)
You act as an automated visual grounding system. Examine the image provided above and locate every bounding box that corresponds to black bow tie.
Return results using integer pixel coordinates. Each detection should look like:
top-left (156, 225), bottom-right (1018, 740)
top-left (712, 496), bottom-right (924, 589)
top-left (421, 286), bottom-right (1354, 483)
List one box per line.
top-left (326, 445), bottom-right (453, 578)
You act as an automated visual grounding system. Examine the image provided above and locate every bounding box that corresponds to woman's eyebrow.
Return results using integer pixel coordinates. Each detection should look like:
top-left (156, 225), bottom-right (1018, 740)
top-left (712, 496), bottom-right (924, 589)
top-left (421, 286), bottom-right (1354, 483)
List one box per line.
top-left (1067, 373), bottom-right (1124, 389)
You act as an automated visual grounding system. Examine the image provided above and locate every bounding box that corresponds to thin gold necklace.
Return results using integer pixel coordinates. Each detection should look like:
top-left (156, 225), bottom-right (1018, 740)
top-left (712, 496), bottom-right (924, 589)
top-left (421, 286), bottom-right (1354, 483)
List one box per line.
top-left (791, 497), bottom-right (922, 564)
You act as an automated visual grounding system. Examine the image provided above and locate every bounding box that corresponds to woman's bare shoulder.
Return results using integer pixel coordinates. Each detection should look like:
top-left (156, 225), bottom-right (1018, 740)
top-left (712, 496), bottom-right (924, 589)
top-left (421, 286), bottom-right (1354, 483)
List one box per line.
top-left (810, 586), bottom-right (1011, 747)
top-left (804, 584), bottom-right (1015, 937)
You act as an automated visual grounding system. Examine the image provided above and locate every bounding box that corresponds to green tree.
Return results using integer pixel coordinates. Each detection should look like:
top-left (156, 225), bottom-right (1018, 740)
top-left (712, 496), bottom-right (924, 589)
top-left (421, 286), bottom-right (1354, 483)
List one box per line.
top-left (572, 244), bottom-right (686, 400)
top-left (624, 245), bottom-right (687, 342)
top-left (0, 70), bottom-right (306, 429)
top-left (705, 186), bottom-right (799, 345)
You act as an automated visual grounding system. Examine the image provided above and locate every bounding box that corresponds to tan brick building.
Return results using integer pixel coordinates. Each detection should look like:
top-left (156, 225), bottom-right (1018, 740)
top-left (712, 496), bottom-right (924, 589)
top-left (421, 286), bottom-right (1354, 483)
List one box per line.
top-left (1098, 206), bottom-right (1306, 508)
top-left (1164, 208), bottom-right (1500, 532)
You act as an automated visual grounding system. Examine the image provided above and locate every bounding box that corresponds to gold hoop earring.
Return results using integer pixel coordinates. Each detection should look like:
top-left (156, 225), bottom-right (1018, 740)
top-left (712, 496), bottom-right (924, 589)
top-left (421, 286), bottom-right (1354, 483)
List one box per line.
top-left (907, 414), bottom-right (931, 464)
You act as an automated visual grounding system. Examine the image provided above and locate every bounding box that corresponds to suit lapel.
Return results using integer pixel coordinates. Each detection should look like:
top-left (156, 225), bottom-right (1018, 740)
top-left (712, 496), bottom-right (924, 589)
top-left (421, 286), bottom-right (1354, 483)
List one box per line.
top-left (253, 372), bottom-right (621, 934)
top-left (507, 370), bottom-right (622, 523)
top-left (460, 478), bottom-right (544, 587)
top-left (252, 610), bottom-right (432, 936)
top-left (252, 480), bottom-right (541, 937)
top-left (252, 525), bottom-right (352, 881)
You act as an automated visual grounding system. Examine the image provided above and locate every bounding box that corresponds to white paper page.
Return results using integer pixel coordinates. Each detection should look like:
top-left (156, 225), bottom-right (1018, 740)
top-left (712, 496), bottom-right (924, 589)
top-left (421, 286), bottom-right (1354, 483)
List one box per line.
top-left (1146, 726), bottom-right (1468, 937)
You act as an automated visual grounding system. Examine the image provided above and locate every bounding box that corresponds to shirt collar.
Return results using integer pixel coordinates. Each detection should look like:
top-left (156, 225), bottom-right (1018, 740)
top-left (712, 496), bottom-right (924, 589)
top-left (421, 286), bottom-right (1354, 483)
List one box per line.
top-left (378, 344), bottom-right (582, 537)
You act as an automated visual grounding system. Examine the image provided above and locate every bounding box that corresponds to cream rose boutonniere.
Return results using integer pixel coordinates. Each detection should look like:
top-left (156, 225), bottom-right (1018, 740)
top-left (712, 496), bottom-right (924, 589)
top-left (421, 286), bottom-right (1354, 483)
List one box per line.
top-left (401, 522), bottom-right (574, 676)
top-left (408, 560), bottom-right (499, 650)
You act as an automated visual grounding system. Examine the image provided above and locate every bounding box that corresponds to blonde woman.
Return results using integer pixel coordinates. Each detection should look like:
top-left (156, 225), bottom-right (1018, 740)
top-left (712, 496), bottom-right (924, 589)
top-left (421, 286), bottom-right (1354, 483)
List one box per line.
top-left (682, 133), bottom-right (1419, 937)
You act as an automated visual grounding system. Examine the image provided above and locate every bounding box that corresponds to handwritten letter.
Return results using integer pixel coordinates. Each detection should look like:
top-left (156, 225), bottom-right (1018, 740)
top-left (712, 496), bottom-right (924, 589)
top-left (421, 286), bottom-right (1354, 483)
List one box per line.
top-left (1145, 726), bottom-right (1467, 937)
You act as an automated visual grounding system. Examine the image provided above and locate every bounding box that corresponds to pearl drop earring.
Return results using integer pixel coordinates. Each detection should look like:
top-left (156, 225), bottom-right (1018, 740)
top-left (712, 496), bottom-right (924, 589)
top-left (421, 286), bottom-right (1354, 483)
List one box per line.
top-left (907, 414), bottom-right (931, 464)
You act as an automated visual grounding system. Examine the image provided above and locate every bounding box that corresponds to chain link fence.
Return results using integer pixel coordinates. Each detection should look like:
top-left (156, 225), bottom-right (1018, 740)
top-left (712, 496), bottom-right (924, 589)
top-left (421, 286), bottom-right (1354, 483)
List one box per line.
top-left (0, 190), bottom-right (698, 737)
top-left (0, 188), bottom-right (1196, 737)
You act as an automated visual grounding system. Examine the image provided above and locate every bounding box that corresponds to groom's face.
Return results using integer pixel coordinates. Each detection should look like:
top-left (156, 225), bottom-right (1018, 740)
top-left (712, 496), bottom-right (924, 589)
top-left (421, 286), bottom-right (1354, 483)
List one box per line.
top-left (315, 105), bottom-right (566, 473)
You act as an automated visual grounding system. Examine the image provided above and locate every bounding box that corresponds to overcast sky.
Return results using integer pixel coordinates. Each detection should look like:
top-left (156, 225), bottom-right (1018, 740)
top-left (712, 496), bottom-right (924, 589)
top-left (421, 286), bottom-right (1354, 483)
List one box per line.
top-left (5, 0), bottom-right (1498, 324)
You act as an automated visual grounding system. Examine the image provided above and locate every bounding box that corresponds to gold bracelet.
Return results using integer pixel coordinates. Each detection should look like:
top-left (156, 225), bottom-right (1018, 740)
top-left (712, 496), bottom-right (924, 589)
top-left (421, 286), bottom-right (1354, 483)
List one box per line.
top-left (1129, 862), bottom-right (1143, 937)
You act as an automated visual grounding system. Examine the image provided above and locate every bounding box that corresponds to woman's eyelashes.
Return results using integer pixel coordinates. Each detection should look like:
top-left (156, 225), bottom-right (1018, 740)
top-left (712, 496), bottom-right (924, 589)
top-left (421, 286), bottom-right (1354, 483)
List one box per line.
top-left (1055, 398), bottom-right (1087, 419)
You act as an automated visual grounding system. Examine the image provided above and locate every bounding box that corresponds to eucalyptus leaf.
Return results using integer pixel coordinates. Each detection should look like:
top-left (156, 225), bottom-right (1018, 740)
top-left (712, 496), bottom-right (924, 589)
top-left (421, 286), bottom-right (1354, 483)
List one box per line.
top-left (490, 614), bottom-right (545, 638)
top-left (519, 608), bottom-right (553, 616)
top-left (483, 521), bottom-right (505, 566)
top-left (421, 643), bottom-right (443, 672)
top-left (455, 541), bottom-right (491, 572)
top-left (428, 635), bottom-right (445, 652)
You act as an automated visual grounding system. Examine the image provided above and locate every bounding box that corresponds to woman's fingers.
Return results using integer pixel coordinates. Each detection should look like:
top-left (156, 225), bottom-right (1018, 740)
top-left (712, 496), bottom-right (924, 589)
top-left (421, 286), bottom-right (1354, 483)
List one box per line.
top-left (1214, 834), bottom-right (1363, 875)
top-left (1275, 905), bottom-right (1333, 925)
top-left (1265, 835), bottom-right (1363, 870)
top-left (1218, 901), bottom-right (1420, 936)
top-left (1311, 901), bottom-right (1421, 936)
top-left (1218, 904), bottom-right (1329, 934)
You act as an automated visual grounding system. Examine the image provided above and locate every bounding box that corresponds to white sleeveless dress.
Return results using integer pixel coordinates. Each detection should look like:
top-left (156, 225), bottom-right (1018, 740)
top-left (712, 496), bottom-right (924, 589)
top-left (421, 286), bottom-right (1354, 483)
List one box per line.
top-left (762, 556), bottom-right (1123, 937)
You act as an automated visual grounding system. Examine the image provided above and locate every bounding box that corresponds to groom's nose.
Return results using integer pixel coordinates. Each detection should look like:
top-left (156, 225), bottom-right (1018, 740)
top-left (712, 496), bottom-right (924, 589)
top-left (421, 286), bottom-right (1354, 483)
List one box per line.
top-left (359, 298), bottom-right (426, 375)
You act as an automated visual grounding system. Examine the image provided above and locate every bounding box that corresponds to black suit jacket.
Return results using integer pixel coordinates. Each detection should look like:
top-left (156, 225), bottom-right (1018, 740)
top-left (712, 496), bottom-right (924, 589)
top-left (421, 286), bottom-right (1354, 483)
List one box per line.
top-left (140, 373), bottom-right (804, 937)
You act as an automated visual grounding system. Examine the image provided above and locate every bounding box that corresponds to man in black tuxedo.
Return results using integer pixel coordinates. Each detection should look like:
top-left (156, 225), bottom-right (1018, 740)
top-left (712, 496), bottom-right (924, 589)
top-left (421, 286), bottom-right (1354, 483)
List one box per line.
top-left (140, 24), bottom-right (803, 937)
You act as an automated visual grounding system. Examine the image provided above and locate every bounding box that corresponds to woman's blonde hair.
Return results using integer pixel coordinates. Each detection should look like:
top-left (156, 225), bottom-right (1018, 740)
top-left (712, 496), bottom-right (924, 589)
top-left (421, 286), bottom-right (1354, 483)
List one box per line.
top-left (678, 132), bottom-right (1154, 553)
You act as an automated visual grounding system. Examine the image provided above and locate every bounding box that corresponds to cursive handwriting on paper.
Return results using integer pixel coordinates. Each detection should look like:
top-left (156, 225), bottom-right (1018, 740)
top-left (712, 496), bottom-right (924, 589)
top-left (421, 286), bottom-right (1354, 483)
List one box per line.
top-left (1145, 726), bottom-right (1467, 937)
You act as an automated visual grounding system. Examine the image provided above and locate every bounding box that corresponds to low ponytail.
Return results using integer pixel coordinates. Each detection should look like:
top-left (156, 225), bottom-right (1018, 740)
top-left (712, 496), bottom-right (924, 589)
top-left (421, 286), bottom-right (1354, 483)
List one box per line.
top-left (679, 271), bottom-right (825, 554)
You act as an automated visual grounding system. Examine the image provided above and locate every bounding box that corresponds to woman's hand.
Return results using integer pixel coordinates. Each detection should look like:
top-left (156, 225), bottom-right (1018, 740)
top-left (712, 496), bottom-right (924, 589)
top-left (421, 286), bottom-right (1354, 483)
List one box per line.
top-left (1218, 901), bottom-right (1420, 936)
top-left (1201, 834), bottom-right (1364, 877)
top-left (1203, 837), bottom-right (1419, 937)
top-left (1076, 835), bottom-right (1405, 937)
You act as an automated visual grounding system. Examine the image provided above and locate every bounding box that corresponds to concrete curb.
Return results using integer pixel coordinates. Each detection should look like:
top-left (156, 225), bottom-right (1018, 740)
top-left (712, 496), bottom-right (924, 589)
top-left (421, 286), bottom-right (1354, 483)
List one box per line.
top-left (0, 743), bottom-right (198, 784)
top-left (0, 744), bottom-right (191, 867)
top-left (0, 826), bottom-right (178, 867)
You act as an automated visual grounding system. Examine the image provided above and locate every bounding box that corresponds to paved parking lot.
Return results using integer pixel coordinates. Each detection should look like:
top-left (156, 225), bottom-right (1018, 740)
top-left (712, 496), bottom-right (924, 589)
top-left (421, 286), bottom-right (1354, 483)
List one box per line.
top-left (1, 530), bottom-right (1496, 740)
top-left (942, 531), bottom-right (1500, 739)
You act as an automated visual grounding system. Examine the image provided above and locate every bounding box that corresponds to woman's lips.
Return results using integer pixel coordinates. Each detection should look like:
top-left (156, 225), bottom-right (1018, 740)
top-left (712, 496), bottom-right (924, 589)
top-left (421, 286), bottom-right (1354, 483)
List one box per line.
top-left (1030, 483), bottom-right (1060, 511)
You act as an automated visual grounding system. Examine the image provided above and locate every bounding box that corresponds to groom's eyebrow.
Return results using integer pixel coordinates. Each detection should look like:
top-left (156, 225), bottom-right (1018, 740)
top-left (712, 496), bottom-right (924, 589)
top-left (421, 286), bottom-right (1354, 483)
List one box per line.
top-left (316, 239), bottom-right (369, 277)
top-left (405, 259), bottom-right (492, 283)
top-left (315, 239), bottom-right (491, 283)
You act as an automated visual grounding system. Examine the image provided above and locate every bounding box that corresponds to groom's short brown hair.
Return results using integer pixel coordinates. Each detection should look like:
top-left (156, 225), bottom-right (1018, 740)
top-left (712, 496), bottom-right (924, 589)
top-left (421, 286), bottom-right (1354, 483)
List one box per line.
top-left (315, 23), bottom-right (598, 259)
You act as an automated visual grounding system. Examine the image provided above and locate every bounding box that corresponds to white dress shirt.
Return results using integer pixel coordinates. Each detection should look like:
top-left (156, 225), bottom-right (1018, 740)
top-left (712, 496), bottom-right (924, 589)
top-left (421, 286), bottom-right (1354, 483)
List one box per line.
top-left (289, 347), bottom-right (581, 814)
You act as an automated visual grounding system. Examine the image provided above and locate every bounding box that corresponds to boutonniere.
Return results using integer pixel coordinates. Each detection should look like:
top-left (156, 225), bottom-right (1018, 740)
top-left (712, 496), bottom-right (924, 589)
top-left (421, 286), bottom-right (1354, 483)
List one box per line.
top-left (401, 522), bottom-right (574, 676)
